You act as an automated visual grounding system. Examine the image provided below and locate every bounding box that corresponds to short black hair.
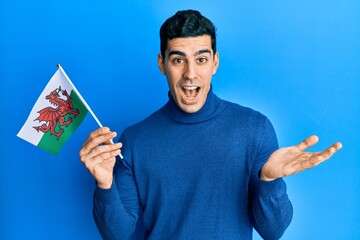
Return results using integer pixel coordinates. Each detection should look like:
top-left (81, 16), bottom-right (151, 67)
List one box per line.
top-left (159, 10), bottom-right (217, 59)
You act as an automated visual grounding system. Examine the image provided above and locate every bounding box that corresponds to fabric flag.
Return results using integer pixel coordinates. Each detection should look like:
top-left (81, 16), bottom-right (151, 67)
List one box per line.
top-left (17, 67), bottom-right (88, 155)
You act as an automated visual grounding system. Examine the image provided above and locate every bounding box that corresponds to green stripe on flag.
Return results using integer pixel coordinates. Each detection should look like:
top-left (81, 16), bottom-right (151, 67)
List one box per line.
top-left (37, 91), bottom-right (88, 155)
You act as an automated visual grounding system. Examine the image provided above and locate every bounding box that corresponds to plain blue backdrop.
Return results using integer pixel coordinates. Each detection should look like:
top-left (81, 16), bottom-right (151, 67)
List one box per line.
top-left (1, 0), bottom-right (359, 239)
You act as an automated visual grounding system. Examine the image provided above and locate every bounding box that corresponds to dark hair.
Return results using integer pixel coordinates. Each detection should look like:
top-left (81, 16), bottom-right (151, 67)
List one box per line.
top-left (159, 10), bottom-right (217, 59)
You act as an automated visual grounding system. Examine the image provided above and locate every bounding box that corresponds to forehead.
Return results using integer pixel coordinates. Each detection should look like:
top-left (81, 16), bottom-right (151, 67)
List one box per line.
top-left (166, 35), bottom-right (212, 56)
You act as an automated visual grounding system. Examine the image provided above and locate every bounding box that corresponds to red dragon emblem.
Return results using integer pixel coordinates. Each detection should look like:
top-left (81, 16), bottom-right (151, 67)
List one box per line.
top-left (33, 86), bottom-right (80, 139)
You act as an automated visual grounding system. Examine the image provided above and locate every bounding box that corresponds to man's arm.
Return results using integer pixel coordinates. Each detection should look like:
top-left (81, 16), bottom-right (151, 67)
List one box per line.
top-left (80, 127), bottom-right (139, 239)
top-left (92, 158), bottom-right (140, 240)
top-left (249, 177), bottom-right (293, 240)
top-left (250, 134), bottom-right (342, 240)
top-left (248, 118), bottom-right (293, 240)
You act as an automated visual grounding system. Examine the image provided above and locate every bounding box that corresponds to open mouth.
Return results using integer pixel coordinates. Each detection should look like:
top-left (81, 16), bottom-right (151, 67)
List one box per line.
top-left (182, 86), bottom-right (200, 101)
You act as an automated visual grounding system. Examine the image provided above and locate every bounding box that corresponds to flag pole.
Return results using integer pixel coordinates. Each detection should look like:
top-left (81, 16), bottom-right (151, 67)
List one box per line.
top-left (57, 64), bottom-right (123, 159)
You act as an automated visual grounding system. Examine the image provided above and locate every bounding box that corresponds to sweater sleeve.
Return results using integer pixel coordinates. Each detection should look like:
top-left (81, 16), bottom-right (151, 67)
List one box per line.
top-left (249, 117), bottom-right (293, 240)
top-left (93, 133), bottom-right (140, 240)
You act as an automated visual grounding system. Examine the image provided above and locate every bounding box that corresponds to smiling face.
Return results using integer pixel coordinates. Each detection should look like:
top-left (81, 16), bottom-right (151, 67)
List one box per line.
top-left (158, 35), bottom-right (219, 113)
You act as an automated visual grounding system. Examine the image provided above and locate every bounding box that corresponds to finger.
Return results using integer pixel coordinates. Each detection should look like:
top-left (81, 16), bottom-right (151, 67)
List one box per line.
top-left (80, 142), bottom-right (122, 164)
top-left (81, 130), bottom-right (117, 155)
top-left (85, 146), bottom-right (121, 167)
top-left (296, 135), bottom-right (319, 151)
top-left (82, 127), bottom-right (111, 147)
top-left (287, 158), bottom-right (316, 176)
top-left (88, 142), bottom-right (122, 160)
top-left (83, 150), bottom-right (119, 177)
top-left (309, 142), bottom-right (342, 165)
top-left (104, 137), bottom-right (115, 145)
top-left (80, 131), bottom-right (118, 159)
top-left (288, 152), bottom-right (316, 171)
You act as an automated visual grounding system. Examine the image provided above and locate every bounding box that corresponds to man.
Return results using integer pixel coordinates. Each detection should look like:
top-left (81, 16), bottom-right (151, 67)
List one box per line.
top-left (80, 10), bottom-right (342, 239)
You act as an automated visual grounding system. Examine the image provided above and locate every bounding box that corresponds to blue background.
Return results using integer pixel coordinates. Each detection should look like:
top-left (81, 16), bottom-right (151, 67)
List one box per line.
top-left (1, 0), bottom-right (359, 239)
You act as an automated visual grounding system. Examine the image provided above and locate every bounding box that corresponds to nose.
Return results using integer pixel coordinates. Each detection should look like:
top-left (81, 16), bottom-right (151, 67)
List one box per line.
top-left (183, 61), bottom-right (197, 80)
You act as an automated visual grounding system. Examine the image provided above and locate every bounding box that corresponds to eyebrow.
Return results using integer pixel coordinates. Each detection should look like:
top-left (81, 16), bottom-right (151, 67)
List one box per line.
top-left (196, 49), bottom-right (212, 56)
top-left (168, 50), bottom-right (186, 57)
top-left (168, 49), bottom-right (212, 58)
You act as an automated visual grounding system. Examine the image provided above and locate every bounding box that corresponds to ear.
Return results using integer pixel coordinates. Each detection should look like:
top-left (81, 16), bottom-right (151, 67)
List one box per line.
top-left (158, 53), bottom-right (166, 75)
top-left (212, 51), bottom-right (220, 75)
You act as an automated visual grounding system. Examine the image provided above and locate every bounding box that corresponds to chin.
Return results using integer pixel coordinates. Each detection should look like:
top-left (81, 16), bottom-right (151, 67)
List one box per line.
top-left (179, 102), bottom-right (204, 113)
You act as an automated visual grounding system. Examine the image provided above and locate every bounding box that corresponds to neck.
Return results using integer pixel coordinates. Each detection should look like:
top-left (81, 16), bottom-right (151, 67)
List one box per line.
top-left (163, 87), bottom-right (224, 124)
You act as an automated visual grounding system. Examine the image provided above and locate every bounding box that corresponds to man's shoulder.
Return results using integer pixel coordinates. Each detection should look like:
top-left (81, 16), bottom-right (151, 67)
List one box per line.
top-left (121, 104), bottom-right (167, 137)
top-left (221, 98), bottom-right (268, 121)
top-left (219, 98), bottom-right (276, 141)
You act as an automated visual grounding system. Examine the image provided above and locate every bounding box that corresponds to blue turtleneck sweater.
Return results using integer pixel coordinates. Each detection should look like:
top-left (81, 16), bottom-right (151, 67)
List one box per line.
top-left (93, 90), bottom-right (293, 240)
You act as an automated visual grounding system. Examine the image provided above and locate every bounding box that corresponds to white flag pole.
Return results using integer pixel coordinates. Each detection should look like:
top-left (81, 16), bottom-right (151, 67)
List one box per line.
top-left (57, 64), bottom-right (123, 159)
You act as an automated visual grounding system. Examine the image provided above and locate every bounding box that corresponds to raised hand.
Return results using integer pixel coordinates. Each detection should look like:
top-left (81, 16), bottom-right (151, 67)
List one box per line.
top-left (260, 135), bottom-right (342, 181)
top-left (79, 127), bottom-right (122, 189)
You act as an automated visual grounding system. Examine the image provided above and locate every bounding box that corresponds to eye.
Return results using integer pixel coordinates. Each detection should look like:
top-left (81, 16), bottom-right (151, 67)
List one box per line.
top-left (172, 58), bottom-right (184, 64)
top-left (198, 57), bottom-right (208, 64)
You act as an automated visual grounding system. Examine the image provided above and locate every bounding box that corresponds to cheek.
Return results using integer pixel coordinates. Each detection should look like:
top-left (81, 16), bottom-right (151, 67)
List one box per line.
top-left (200, 69), bottom-right (214, 83)
top-left (165, 74), bottom-right (180, 93)
top-left (165, 69), bottom-right (182, 84)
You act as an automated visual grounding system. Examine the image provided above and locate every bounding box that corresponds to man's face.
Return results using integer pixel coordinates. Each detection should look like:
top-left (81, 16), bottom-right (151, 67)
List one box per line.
top-left (158, 35), bottom-right (219, 113)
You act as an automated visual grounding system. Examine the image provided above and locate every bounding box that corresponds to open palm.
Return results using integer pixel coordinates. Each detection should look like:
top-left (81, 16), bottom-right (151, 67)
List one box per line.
top-left (261, 135), bottom-right (342, 181)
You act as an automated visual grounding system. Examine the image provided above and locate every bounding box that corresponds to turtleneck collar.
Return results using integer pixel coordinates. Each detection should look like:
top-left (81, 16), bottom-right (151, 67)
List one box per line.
top-left (163, 86), bottom-right (225, 124)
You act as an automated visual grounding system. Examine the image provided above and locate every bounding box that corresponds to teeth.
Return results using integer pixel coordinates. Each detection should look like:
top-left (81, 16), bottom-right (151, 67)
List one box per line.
top-left (183, 86), bottom-right (198, 90)
top-left (182, 86), bottom-right (199, 100)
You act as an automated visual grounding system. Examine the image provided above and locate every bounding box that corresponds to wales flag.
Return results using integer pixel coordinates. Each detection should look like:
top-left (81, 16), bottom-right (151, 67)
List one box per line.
top-left (17, 66), bottom-right (88, 155)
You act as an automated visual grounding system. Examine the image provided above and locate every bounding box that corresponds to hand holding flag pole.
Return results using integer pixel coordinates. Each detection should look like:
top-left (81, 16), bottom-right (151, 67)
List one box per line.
top-left (57, 64), bottom-right (124, 159)
top-left (17, 64), bottom-right (124, 158)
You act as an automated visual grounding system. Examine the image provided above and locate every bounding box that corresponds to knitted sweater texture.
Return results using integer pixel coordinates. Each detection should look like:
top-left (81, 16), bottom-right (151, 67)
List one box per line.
top-left (93, 90), bottom-right (293, 240)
